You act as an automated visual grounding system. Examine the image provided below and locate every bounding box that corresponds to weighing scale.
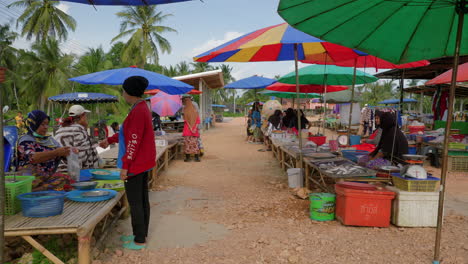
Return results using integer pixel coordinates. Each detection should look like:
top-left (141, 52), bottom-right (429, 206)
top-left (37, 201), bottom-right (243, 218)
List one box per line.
top-left (401, 154), bottom-right (427, 179)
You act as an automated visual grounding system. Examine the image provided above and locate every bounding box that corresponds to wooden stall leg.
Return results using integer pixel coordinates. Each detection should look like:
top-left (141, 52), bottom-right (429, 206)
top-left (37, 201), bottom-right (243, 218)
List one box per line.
top-left (305, 164), bottom-right (310, 190)
top-left (78, 229), bottom-right (94, 264)
top-left (164, 149), bottom-right (169, 170)
top-left (122, 193), bottom-right (130, 219)
top-left (281, 150), bottom-right (285, 171)
top-left (22, 236), bottom-right (64, 264)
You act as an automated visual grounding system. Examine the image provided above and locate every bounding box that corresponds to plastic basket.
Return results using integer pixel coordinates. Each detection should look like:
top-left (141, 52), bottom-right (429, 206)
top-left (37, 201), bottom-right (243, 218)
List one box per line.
top-left (17, 191), bottom-right (66, 217)
top-left (392, 174), bottom-right (439, 192)
top-left (341, 150), bottom-right (370, 163)
top-left (448, 156), bottom-right (468, 172)
top-left (4, 176), bottom-right (35, 215)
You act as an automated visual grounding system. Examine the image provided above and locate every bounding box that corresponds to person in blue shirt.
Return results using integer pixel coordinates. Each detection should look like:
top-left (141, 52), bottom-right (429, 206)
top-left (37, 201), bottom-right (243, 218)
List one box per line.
top-left (251, 102), bottom-right (263, 143)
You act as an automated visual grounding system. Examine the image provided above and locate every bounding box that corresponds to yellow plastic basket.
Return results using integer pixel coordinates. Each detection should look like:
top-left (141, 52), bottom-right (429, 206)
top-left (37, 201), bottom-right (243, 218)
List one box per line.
top-left (392, 175), bottom-right (439, 192)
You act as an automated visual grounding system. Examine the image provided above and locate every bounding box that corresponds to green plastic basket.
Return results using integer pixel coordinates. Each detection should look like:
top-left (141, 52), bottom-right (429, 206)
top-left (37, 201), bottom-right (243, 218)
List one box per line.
top-left (5, 176), bottom-right (35, 215)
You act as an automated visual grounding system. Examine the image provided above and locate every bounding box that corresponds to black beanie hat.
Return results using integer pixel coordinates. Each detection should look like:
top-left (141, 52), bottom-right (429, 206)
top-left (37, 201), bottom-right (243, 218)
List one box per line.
top-left (123, 76), bottom-right (149, 97)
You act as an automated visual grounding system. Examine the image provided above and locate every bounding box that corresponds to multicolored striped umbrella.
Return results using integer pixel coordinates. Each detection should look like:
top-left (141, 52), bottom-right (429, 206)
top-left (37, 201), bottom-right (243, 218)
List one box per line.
top-left (194, 23), bottom-right (363, 63)
top-left (266, 82), bottom-right (348, 94)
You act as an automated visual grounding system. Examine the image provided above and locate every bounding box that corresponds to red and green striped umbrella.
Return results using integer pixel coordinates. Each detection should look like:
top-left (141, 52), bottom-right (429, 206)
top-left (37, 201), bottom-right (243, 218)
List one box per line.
top-left (193, 23), bottom-right (364, 63)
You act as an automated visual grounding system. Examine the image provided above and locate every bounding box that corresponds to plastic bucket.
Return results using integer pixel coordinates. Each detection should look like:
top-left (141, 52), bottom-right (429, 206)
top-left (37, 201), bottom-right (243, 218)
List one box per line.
top-left (287, 168), bottom-right (303, 188)
top-left (349, 135), bottom-right (361, 146)
top-left (309, 193), bottom-right (336, 221)
top-left (329, 140), bottom-right (338, 152)
top-left (408, 146), bottom-right (417, 155)
top-left (308, 136), bottom-right (326, 146)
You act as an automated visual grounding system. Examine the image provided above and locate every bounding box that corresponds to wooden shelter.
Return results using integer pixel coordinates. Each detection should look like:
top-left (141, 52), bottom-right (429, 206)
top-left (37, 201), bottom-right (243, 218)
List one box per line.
top-left (404, 84), bottom-right (468, 98)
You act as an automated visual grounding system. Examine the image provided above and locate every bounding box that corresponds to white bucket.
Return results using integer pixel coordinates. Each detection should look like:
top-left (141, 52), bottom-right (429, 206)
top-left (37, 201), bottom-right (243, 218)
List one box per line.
top-left (287, 168), bottom-right (304, 188)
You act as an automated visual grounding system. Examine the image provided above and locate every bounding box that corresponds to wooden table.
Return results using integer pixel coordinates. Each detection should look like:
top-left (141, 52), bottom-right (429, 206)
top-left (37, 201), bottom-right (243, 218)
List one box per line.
top-left (99, 141), bottom-right (180, 189)
top-left (4, 192), bottom-right (126, 264)
top-left (160, 121), bottom-right (184, 132)
top-left (303, 157), bottom-right (388, 192)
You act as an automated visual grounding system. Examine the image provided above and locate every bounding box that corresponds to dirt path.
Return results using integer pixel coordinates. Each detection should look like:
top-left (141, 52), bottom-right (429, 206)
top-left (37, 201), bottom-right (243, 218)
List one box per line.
top-left (96, 117), bottom-right (468, 264)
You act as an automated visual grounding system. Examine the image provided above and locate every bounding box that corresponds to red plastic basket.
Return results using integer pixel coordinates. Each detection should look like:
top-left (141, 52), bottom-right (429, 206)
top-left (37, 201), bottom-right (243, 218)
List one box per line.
top-left (409, 126), bottom-right (425, 134)
top-left (308, 136), bottom-right (326, 146)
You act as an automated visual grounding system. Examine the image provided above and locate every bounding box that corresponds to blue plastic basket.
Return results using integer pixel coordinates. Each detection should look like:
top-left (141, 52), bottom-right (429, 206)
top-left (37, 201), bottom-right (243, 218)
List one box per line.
top-left (17, 191), bottom-right (66, 217)
top-left (341, 150), bottom-right (370, 163)
top-left (66, 188), bottom-right (117, 202)
top-left (90, 169), bottom-right (120, 180)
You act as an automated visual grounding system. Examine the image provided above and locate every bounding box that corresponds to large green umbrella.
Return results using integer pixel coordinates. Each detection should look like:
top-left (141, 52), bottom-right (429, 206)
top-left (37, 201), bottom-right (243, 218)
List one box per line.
top-left (279, 64), bottom-right (377, 134)
top-left (278, 64), bottom-right (378, 85)
top-left (259, 90), bottom-right (321, 99)
top-left (278, 1), bottom-right (467, 262)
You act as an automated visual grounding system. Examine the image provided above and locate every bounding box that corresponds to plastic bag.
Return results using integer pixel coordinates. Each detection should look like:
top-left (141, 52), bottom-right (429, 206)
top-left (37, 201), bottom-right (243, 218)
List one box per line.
top-left (67, 151), bottom-right (80, 181)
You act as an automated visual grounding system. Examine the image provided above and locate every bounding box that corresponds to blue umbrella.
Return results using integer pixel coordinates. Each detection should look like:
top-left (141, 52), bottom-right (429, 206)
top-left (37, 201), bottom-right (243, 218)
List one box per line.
top-left (225, 76), bottom-right (277, 89)
top-left (69, 67), bottom-right (193, 95)
top-left (48, 92), bottom-right (118, 104)
top-left (378, 98), bottom-right (418, 105)
top-left (212, 104), bottom-right (226, 108)
top-left (59, 0), bottom-right (192, 5)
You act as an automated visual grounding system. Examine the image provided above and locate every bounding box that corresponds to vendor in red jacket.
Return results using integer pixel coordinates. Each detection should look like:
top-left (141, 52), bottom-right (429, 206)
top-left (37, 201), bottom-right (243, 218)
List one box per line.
top-left (99, 76), bottom-right (156, 250)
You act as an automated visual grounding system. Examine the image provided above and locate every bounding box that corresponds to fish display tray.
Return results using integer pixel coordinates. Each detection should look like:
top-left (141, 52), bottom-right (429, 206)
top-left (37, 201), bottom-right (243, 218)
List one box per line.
top-left (310, 159), bottom-right (376, 178)
top-left (89, 169), bottom-right (120, 180)
top-left (66, 188), bottom-right (117, 202)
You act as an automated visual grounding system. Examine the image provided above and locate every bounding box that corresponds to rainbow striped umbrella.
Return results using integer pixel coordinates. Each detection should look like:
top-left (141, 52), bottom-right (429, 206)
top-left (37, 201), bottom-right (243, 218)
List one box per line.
top-left (193, 23), bottom-right (364, 63)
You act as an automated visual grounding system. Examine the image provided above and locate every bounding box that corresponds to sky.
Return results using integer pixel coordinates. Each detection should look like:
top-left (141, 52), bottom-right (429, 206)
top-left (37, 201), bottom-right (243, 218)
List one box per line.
top-left (1, 0), bottom-right (306, 81)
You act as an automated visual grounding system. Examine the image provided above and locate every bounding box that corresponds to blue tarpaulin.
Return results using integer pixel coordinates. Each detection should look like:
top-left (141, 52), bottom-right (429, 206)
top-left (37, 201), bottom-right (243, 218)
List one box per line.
top-left (212, 104), bottom-right (226, 108)
top-left (48, 93), bottom-right (118, 103)
top-left (225, 76), bottom-right (277, 89)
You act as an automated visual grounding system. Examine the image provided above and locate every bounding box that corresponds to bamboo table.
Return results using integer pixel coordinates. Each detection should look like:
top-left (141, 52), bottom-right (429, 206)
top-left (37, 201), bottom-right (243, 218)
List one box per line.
top-left (99, 142), bottom-right (180, 189)
top-left (4, 192), bottom-right (126, 264)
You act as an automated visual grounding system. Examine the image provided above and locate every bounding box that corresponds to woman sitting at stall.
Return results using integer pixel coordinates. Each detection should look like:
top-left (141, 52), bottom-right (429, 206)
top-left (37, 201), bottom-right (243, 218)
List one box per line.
top-left (264, 109), bottom-right (283, 150)
top-left (17, 110), bottom-right (74, 191)
top-left (282, 108), bottom-right (296, 130)
top-left (54, 105), bottom-right (99, 172)
top-left (366, 112), bottom-right (409, 169)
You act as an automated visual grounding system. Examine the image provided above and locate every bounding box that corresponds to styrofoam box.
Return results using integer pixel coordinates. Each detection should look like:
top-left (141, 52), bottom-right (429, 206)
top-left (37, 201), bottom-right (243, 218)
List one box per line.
top-left (386, 186), bottom-right (439, 227)
top-left (155, 140), bottom-right (167, 147)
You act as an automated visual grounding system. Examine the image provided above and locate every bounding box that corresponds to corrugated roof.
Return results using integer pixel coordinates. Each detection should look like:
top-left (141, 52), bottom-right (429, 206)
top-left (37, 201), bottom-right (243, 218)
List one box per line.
top-left (173, 69), bottom-right (224, 89)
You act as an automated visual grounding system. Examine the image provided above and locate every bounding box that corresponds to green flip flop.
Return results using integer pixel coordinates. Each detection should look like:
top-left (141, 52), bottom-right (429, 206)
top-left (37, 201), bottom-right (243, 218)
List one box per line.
top-left (123, 241), bottom-right (146, 250)
top-left (120, 235), bottom-right (135, 242)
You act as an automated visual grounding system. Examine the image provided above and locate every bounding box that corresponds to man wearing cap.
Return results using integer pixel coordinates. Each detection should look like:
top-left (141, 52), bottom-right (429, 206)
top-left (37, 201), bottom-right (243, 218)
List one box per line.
top-left (54, 105), bottom-right (99, 173)
top-left (99, 76), bottom-right (156, 250)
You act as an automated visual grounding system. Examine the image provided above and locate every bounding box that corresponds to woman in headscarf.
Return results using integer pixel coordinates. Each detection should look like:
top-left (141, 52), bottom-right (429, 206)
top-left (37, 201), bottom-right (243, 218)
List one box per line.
top-left (366, 112), bottom-right (408, 169)
top-left (182, 97), bottom-right (201, 162)
top-left (294, 109), bottom-right (310, 130)
top-left (282, 108), bottom-right (296, 129)
top-left (17, 110), bottom-right (74, 191)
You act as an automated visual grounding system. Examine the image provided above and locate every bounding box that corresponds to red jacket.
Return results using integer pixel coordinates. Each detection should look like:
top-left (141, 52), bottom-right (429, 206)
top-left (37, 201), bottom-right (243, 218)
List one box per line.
top-left (108, 101), bottom-right (156, 177)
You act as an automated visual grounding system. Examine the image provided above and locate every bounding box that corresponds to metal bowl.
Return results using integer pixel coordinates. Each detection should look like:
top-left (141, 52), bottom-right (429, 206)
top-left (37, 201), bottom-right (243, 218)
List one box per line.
top-left (71, 182), bottom-right (98, 190)
top-left (81, 190), bottom-right (110, 197)
top-left (402, 154), bottom-right (427, 161)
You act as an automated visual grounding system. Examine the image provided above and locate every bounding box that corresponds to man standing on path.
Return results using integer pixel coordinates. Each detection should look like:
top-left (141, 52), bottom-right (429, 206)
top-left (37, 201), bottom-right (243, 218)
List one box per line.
top-left (99, 76), bottom-right (156, 250)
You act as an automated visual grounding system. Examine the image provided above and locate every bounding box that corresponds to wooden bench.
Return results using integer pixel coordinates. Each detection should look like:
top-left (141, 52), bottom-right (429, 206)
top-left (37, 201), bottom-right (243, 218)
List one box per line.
top-left (4, 192), bottom-right (126, 264)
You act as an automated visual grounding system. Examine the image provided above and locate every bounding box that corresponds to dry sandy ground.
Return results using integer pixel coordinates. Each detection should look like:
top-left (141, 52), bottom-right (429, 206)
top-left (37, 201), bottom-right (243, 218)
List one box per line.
top-left (95, 117), bottom-right (468, 264)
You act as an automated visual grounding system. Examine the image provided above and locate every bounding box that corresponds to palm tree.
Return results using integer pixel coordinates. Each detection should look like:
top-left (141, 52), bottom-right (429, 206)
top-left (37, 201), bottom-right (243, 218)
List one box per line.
top-left (8, 0), bottom-right (76, 42)
top-left (191, 62), bottom-right (213, 73)
top-left (19, 38), bottom-right (74, 110)
top-left (107, 42), bottom-right (125, 68)
top-left (0, 23), bottom-right (21, 110)
top-left (175, 61), bottom-right (191, 75)
top-left (77, 47), bottom-right (113, 75)
top-left (112, 6), bottom-right (176, 67)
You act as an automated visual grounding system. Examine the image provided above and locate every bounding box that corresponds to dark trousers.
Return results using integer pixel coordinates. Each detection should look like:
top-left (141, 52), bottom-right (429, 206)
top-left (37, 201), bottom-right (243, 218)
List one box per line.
top-left (124, 171), bottom-right (150, 243)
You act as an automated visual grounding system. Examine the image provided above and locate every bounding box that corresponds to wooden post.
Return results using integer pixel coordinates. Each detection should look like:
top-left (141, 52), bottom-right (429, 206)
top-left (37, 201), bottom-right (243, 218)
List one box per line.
top-left (164, 148), bottom-right (169, 170)
top-left (78, 229), bottom-right (94, 264)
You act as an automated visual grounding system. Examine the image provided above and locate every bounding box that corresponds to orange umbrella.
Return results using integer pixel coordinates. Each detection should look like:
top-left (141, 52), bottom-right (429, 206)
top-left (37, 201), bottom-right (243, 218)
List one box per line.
top-left (145, 89), bottom-right (202, 95)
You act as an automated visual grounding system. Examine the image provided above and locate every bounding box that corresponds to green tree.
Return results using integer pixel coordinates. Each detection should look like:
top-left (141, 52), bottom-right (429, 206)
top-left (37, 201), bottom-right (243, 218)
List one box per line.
top-left (107, 42), bottom-right (125, 67)
top-left (8, 0), bottom-right (77, 42)
top-left (112, 6), bottom-right (176, 67)
top-left (77, 47), bottom-right (113, 75)
top-left (0, 23), bottom-right (22, 110)
top-left (19, 38), bottom-right (74, 110)
top-left (191, 62), bottom-right (213, 73)
top-left (212, 64), bottom-right (236, 105)
top-left (175, 61), bottom-right (191, 75)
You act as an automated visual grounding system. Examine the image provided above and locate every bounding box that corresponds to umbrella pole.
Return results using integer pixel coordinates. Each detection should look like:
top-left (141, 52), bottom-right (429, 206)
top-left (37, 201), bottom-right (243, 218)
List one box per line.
top-left (294, 43), bottom-right (303, 170)
top-left (0, 79), bottom-right (5, 264)
top-left (347, 59), bottom-right (358, 142)
top-left (399, 70), bottom-right (405, 115)
top-left (433, 3), bottom-right (465, 263)
top-left (322, 79), bottom-right (328, 136)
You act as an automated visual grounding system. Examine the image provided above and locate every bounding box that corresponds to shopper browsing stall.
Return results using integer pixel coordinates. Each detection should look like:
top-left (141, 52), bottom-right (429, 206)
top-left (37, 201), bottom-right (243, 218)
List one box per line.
top-left (182, 96), bottom-right (201, 162)
top-left (99, 76), bottom-right (156, 250)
